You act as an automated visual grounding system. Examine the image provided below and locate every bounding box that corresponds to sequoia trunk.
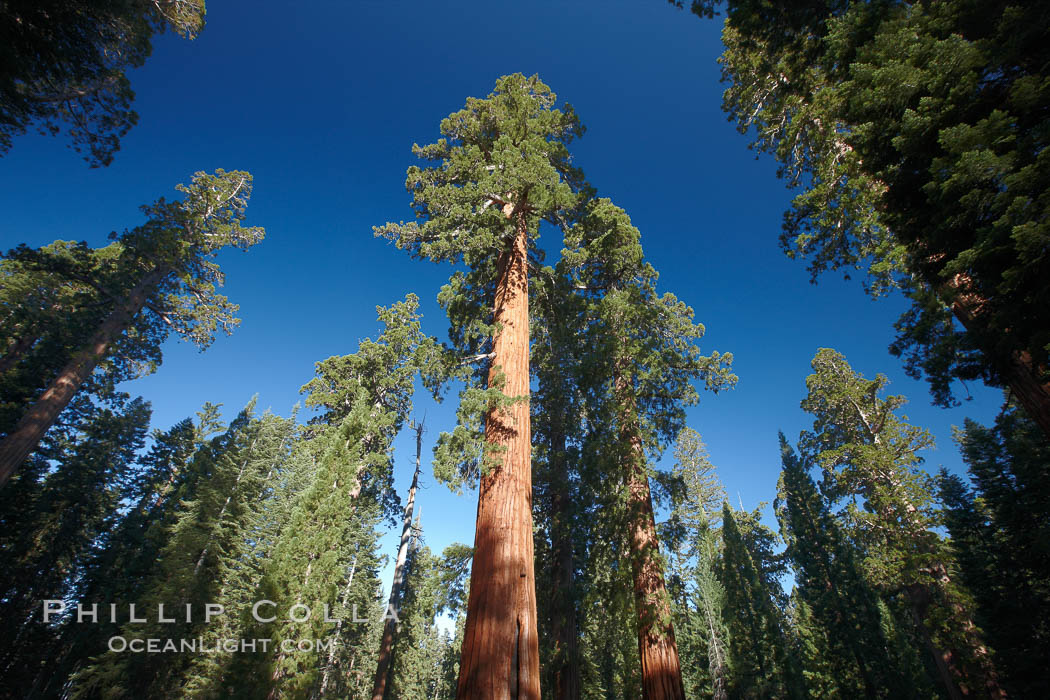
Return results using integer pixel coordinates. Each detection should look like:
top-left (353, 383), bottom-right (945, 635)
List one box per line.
top-left (949, 281), bottom-right (1050, 441)
top-left (616, 367), bottom-right (686, 700)
top-left (456, 210), bottom-right (540, 699)
top-left (0, 268), bottom-right (164, 487)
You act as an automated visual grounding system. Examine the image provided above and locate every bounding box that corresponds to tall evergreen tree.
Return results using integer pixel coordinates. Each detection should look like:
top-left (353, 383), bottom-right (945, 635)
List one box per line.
top-left (565, 198), bottom-right (735, 699)
top-left (799, 348), bottom-right (1002, 698)
top-left (939, 400), bottom-right (1050, 697)
top-left (375, 73), bottom-right (589, 699)
top-left (0, 169), bottom-right (265, 487)
top-left (661, 429), bottom-right (728, 700)
top-left (775, 434), bottom-right (906, 699)
top-left (531, 258), bottom-right (586, 700)
top-left (259, 295), bottom-right (438, 698)
top-left (676, 0), bottom-right (1050, 437)
top-left (0, 394), bottom-right (150, 695)
top-left (69, 400), bottom-right (294, 699)
top-left (371, 419), bottom-right (425, 700)
top-left (718, 503), bottom-right (799, 700)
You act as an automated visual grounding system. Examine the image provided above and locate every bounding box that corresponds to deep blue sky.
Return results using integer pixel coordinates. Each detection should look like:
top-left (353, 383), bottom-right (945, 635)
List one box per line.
top-left (0, 0), bottom-right (1002, 590)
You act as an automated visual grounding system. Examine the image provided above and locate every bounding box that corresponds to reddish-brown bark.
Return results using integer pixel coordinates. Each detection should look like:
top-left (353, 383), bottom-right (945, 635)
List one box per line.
top-left (616, 369), bottom-right (686, 700)
top-left (943, 272), bottom-right (1050, 440)
top-left (0, 268), bottom-right (164, 487)
top-left (456, 210), bottom-right (540, 700)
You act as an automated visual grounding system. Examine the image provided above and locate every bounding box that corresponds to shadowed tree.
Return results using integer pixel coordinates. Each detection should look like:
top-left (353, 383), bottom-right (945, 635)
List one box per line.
top-left (672, 0), bottom-right (1050, 437)
top-left (799, 348), bottom-right (1003, 699)
top-left (0, 0), bottom-right (206, 166)
top-left (0, 169), bottom-right (265, 487)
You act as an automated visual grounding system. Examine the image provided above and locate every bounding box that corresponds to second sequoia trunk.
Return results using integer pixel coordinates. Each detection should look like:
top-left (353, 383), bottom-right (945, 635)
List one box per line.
top-left (456, 213), bottom-right (541, 699)
top-left (616, 364), bottom-right (686, 700)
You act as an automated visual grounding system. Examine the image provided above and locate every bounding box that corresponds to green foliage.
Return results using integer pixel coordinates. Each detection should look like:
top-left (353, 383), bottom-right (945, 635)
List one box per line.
top-left (0, 0), bottom-right (206, 166)
top-left (375, 73), bottom-right (591, 491)
top-left (775, 434), bottom-right (908, 698)
top-left (0, 394), bottom-right (151, 693)
top-left (797, 348), bottom-right (996, 696)
top-left (712, 0), bottom-right (1050, 406)
top-left (718, 503), bottom-right (799, 700)
top-left (940, 402), bottom-right (1050, 696)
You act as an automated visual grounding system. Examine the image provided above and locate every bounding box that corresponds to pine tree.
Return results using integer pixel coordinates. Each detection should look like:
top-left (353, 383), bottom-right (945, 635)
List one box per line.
top-left (661, 429), bottom-right (728, 700)
top-left (939, 400), bottom-right (1050, 696)
top-left (0, 394), bottom-right (150, 695)
top-left (775, 434), bottom-right (907, 699)
top-left (260, 296), bottom-right (437, 698)
top-left (376, 73), bottom-right (589, 699)
top-left (68, 400), bottom-right (292, 699)
top-left (799, 348), bottom-right (1002, 698)
top-left (718, 503), bottom-right (798, 699)
top-left (371, 420), bottom-right (425, 700)
top-left (0, 169), bottom-right (265, 487)
top-left (386, 518), bottom-right (449, 699)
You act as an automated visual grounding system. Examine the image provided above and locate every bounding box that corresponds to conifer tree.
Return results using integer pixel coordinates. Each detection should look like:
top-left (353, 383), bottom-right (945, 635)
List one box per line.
top-left (939, 401), bottom-right (1050, 696)
top-left (371, 419), bottom-right (425, 700)
top-left (386, 517), bottom-right (450, 699)
top-left (1, 0), bottom-right (206, 166)
top-left (662, 428), bottom-right (728, 700)
top-left (69, 400), bottom-right (293, 699)
top-left (375, 73), bottom-right (589, 699)
top-left (677, 0), bottom-right (1050, 436)
top-left (531, 259), bottom-right (586, 700)
top-left (0, 240), bottom-right (122, 438)
top-left (565, 198), bottom-right (735, 699)
top-left (775, 434), bottom-right (906, 699)
top-left (0, 394), bottom-right (150, 695)
top-left (260, 295), bottom-right (438, 697)
top-left (0, 169), bottom-right (265, 487)
top-left (718, 503), bottom-right (799, 699)
top-left (799, 348), bottom-right (1002, 698)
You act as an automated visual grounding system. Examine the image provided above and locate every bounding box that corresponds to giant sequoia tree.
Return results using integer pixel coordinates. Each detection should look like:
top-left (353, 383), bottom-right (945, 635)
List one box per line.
top-left (565, 199), bottom-right (735, 699)
top-left (376, 73), bottom-right (588, 699)
top-left (0, 169), bottom-right (265, 487)
top-left (675, 0), bottom-right (1050, 438)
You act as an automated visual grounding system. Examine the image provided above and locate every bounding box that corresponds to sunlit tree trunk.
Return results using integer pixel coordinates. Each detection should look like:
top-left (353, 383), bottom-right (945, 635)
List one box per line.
top-left (615, 364), bottom-right (686, 700)
top-left (457, 210), bottom-right (540, 700)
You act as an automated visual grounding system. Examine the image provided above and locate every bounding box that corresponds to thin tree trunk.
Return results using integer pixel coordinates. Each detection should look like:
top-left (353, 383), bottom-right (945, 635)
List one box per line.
top-left (371, 420), bottom-right (424, 700)
top-left (320, 555), bottom-right (358, 696)
top-left (616, 366), bottom-right (686, 700)
top-left (548, 422), bottom-right (581, 700)
top-left (457, 208), bottom-right (540, 700)
top-left (0, 268), bottom-right (164, 487)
